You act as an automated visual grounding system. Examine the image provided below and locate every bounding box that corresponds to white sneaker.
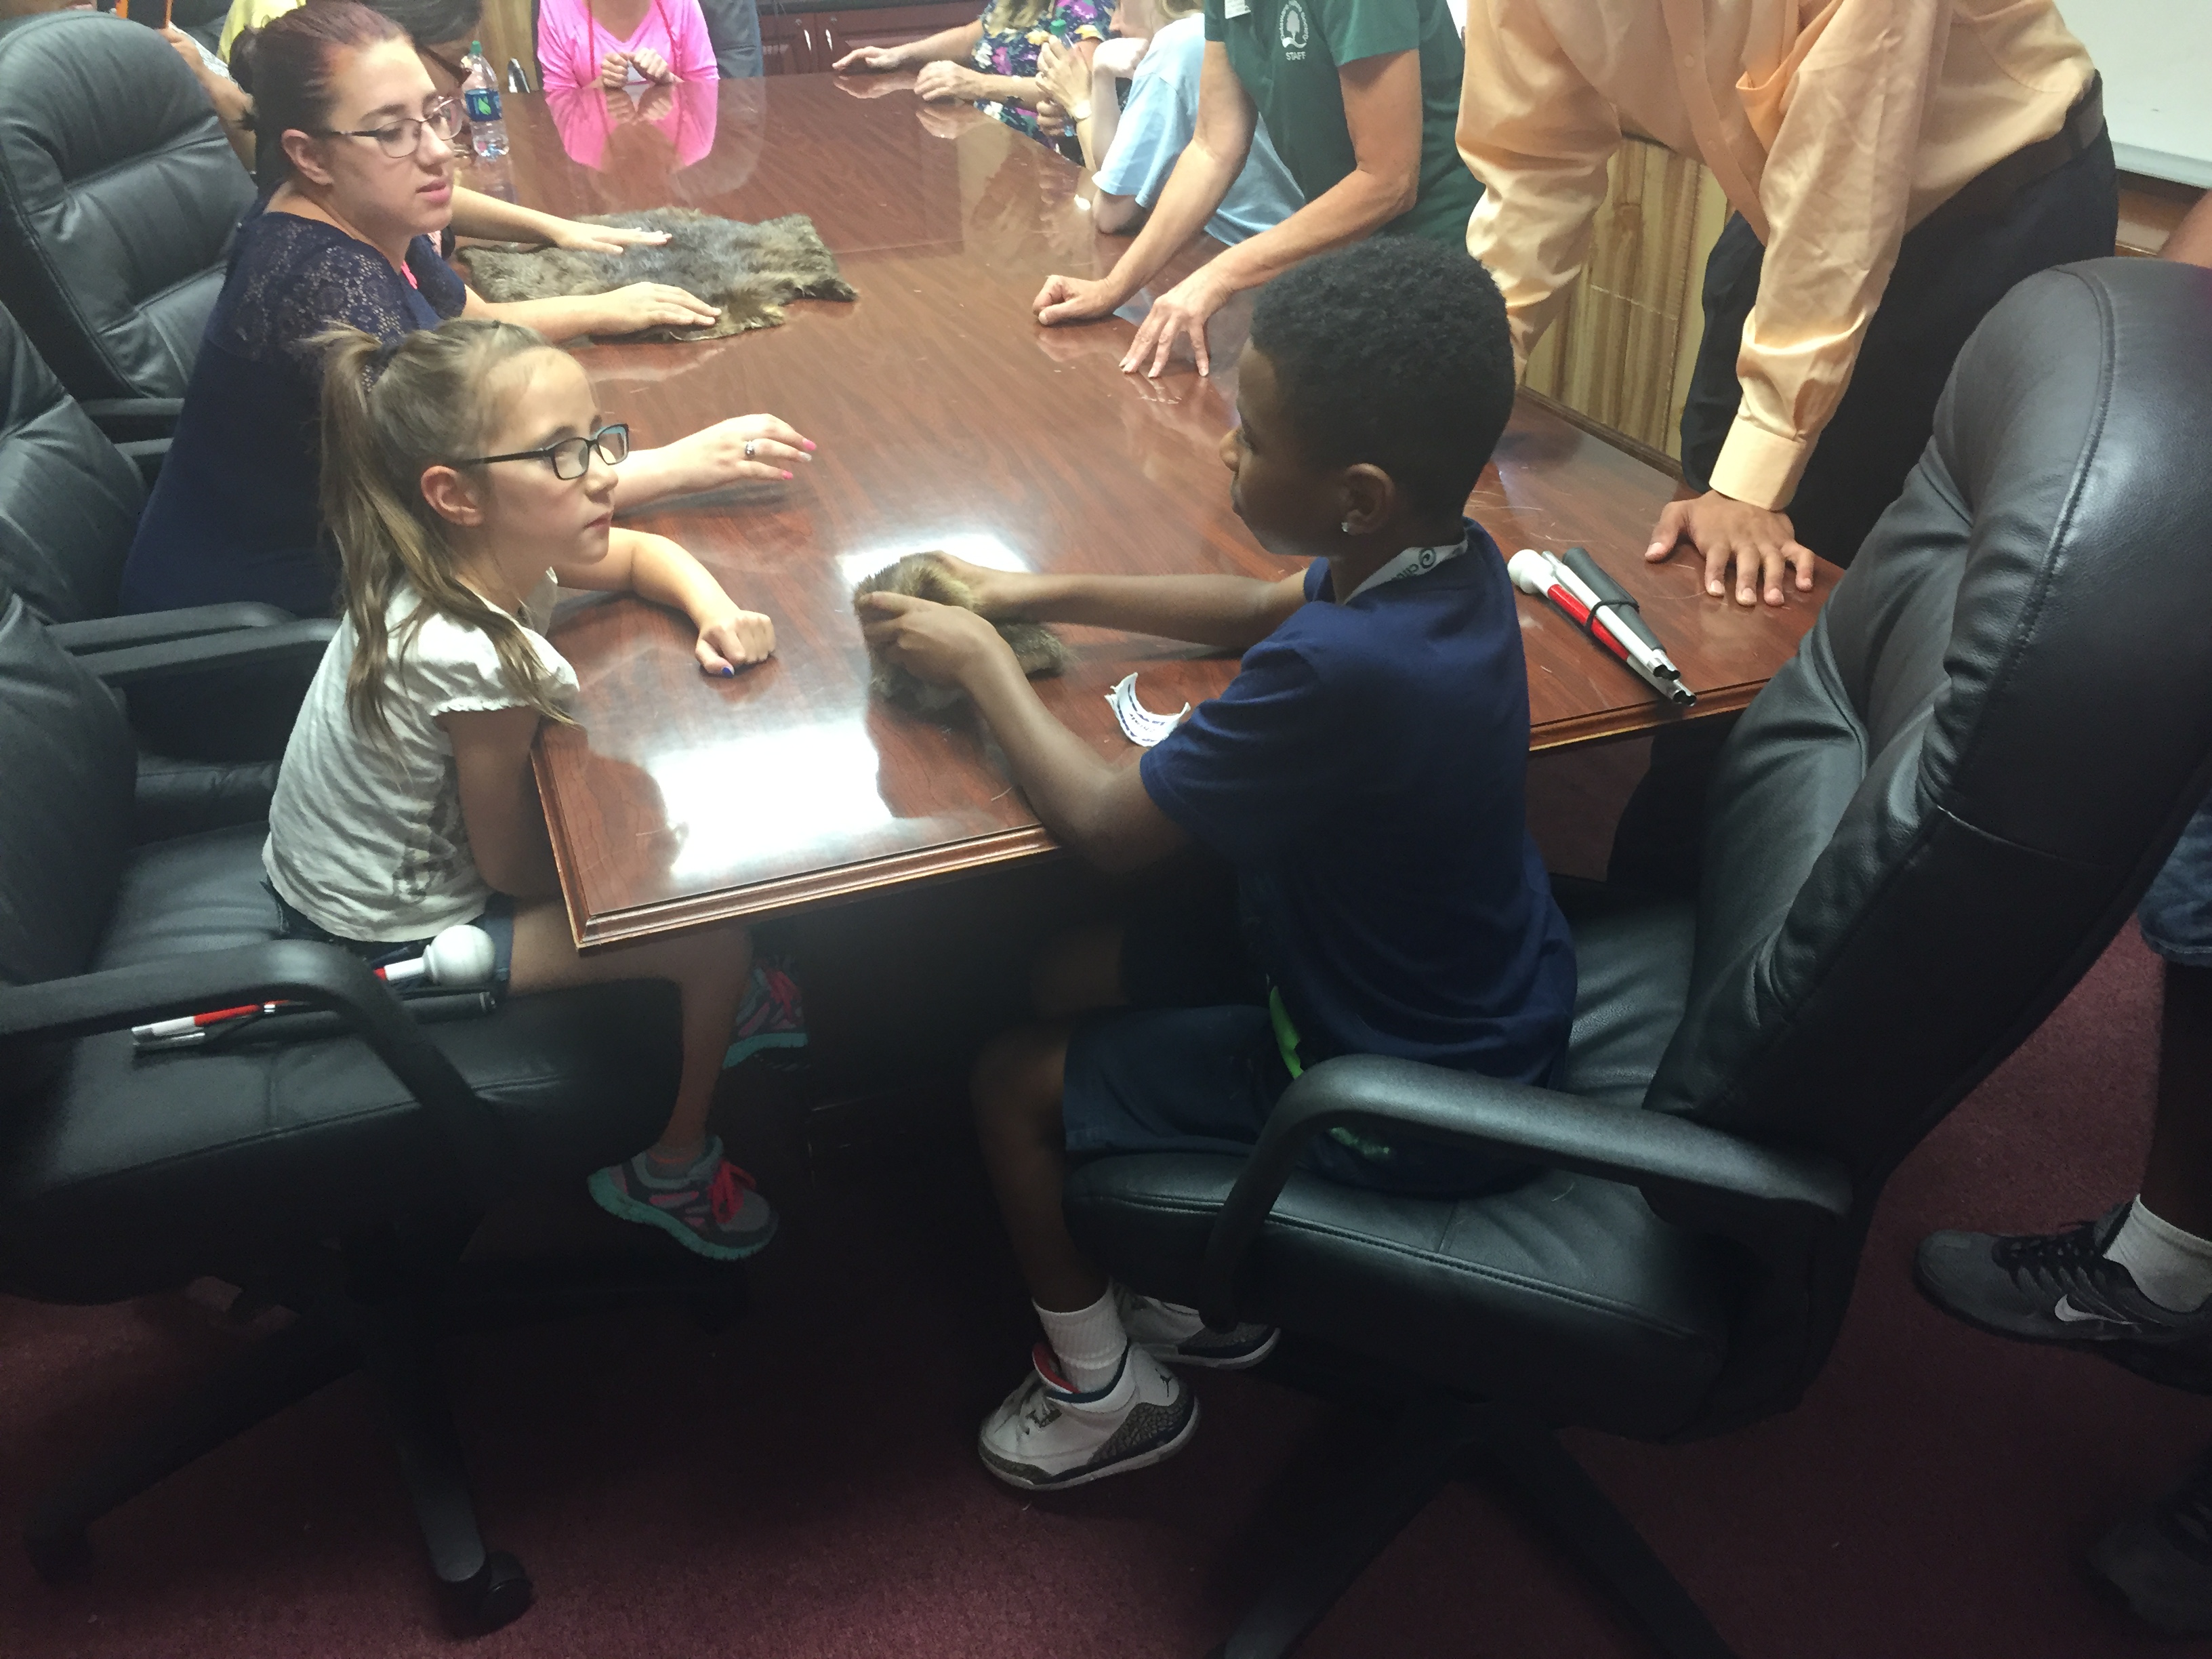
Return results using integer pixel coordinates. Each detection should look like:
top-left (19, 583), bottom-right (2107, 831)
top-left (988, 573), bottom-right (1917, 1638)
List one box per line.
top-left (977, 1341), bottom-right (1198, 1491)
top-left (1116, 1286), bottom-right (1279, 1370)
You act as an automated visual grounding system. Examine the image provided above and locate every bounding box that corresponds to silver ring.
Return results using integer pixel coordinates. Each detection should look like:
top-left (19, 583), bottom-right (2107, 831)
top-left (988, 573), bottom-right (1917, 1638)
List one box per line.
top-left (743, 439), bottom-right (758, 459)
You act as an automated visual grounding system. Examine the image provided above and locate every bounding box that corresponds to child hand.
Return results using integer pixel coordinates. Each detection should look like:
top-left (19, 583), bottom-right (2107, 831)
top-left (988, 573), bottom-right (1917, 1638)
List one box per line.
top-left (599, 52), bottom-right (632, 89)
top-left (629, 46), bottom-right (676, 83)
top-left (859, 591), bottom-right (1011, 687)
top-left (697, 609), bottom-right (777, 674)
top-left (930, 554), bottom-right (1026, 618)
top-left (593, 282), bottom-right (722, 334)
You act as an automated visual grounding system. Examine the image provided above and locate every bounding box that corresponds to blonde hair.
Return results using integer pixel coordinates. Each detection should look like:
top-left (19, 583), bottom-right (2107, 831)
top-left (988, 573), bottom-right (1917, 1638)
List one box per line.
top-left (1155, 0), bottom-right (1200, 19)
top-left (317, 318), bottom-right (578, 745)
top-left (982, 0), bottom-right (1054, 37)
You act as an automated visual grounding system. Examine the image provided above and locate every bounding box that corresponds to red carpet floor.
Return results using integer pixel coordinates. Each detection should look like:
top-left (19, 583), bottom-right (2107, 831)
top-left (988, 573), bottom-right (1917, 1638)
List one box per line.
top-left (3, 924), bottom-right (2207, 1658)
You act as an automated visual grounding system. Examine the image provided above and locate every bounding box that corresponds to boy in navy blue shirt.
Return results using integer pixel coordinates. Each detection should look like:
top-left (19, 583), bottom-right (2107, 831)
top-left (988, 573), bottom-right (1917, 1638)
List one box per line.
top-left (860, 237), bottom-right (1574, 1492)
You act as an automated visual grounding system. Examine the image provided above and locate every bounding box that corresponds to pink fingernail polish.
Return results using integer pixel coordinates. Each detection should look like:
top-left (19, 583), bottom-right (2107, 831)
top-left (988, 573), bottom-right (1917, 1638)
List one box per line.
top-left (802, 439), bottom-right (817, 451)
top-left (781, 470), bottom-right (794, 480)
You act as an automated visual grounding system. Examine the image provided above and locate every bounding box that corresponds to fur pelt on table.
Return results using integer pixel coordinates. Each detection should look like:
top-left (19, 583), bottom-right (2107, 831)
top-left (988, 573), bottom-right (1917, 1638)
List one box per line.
top-left (457, 208), bottom-right (857, 342)
top-left (852, 553), bottom-right (1069, 715)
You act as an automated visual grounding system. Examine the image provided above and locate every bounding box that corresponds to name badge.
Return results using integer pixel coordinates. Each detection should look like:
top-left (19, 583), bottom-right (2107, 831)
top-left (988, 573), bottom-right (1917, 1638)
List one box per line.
top-left (1224, 0), bottom-right (1250, 17)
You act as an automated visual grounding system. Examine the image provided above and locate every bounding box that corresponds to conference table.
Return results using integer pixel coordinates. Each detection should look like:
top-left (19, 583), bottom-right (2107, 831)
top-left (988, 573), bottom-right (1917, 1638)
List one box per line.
top-left (480, 76), bottom-right (1836, 954)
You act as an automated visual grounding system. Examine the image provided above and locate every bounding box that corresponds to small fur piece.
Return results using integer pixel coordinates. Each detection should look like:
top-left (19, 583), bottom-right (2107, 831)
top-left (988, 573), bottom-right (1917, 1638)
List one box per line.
top-left (853, 553), bottom-right (1069, 714)
top-left (457, 208), bottom-right (857, 342)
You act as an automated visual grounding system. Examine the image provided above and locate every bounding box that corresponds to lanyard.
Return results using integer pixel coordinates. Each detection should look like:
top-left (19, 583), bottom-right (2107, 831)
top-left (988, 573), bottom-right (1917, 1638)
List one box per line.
top-left (1345, 535), bottom-right (1469, 602)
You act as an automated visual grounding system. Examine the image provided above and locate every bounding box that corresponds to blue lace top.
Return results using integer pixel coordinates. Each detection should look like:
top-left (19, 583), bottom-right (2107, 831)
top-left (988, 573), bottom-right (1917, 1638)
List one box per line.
top-left (121, 201), bottom-right (467, 618)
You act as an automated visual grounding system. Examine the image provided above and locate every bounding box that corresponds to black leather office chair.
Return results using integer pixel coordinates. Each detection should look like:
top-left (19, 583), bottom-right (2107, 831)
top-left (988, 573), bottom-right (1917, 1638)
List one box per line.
top-left (0, 302), bottom-right (311, 827)
top-left (0, 594), bottom-right (729, 1630)
top-left (1065, 255), bottom-right (2212, 1659)
top-left (0, 10), bottom-right (252, 408)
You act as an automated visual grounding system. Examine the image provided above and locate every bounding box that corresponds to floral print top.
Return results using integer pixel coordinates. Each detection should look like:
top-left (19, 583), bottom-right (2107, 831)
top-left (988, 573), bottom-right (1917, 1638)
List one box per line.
top-left (969, 0), bottom-right (1111, 142)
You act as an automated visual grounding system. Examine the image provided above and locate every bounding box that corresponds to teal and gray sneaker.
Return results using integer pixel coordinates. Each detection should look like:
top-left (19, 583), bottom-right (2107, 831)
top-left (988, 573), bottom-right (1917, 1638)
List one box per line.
top-left (588, 1136), bottom-right (777, 1261)
top-left (723, 961), bottom-right (806, 1069)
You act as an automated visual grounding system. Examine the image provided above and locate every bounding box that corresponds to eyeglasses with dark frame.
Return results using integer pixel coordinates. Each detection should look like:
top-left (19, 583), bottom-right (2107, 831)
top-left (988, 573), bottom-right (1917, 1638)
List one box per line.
top-left (319, 96), bottom-right (463, 159)
top-left (457, 424), bottom-right (633, 482)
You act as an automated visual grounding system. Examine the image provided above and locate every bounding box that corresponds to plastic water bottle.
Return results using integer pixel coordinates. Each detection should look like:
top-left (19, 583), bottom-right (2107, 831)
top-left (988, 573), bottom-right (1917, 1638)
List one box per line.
top-left (461, 41), bottom-right (507, 159)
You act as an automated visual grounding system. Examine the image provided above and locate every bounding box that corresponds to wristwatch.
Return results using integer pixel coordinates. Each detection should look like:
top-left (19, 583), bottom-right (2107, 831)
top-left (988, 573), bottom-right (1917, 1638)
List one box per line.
top-left (1069, 98), bottom-right (1092, 122)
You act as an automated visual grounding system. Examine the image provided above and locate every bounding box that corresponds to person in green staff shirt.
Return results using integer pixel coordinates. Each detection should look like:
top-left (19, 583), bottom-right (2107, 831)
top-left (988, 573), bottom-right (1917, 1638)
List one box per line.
top-left (1031, 0), bottom-right (1475, 377)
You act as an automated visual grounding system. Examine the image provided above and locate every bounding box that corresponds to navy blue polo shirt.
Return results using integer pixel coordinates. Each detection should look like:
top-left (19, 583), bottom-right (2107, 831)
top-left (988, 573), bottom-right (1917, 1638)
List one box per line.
top-left (1138, 521), bottom-right (1575, 1084)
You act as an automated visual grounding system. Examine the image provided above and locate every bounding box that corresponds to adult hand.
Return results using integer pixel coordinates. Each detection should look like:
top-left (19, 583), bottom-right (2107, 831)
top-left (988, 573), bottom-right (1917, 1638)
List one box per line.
top-left (913, 60), bottom-right (985, 102)
top-left (695, 607), bottom-right (777, 674)
top-left (858, 590), bottom-right (1013, 688)
top-left (1120, 264), bottom-right (1231, 377)
top-left (591, 282), bottom-right (722, 334)
top-left (629, 46), bottom-right (675, 85)
top-left (1033, 96), bottom-right (1069, 138)
top-left (1033, 272), bottom-right (1126, 325)
top-left (832, 43), bottom-right (907, 73)
top-left (548, 218), bottom-right (673, 253)
top-left (598, 51), bottom-right (632, 89)
top-left (669, 415), bottom-right (817, 490)
top-left (1645, 490), bottom-right (1816, 607)
top-left (1035, 37), bottom-right (1087, 112)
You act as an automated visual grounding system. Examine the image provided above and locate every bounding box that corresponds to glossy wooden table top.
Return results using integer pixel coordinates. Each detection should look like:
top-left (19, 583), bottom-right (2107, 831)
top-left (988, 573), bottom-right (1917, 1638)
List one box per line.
top-left (485, 76), bottom-right (1835, 948)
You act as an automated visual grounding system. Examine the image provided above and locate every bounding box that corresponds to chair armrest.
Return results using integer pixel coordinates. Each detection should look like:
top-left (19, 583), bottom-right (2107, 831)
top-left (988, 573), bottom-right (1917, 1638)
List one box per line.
top-left (80, 397), bottom-right (184, 444)
top-left (115, 438), bottom-right (169, 490)
top-left (47, 602), bottom-right (298, 655)
top-left (77, 618), bottom-right (337, 686)
top-left (1197, 1054), bottom-right (1852, 1332)
top-left (0, 940), bottom-right (510, 1195)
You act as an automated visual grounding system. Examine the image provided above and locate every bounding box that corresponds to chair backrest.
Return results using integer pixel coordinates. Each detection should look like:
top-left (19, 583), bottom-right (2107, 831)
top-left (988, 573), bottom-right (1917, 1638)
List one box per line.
top-left (1642, 260), bottom-right (2212, 1416)
top-left (0, 11), bottom-right (253, 401)
top-left (0, 588), bottom-right (136, 998)
top-left (0, 303), bottom-right (144, 625)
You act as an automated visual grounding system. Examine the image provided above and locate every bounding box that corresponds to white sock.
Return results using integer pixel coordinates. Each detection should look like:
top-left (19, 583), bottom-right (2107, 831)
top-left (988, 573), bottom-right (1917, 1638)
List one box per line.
top-left (1036, 1288), bottom-right (1128, 1391)
top-left (2106, 1197), bottom-right (2212, 1312)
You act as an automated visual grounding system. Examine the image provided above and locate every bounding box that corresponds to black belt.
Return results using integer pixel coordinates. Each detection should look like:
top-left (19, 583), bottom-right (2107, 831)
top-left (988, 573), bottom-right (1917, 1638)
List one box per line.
top-left (1926, 73), bottom-right (2105, 230)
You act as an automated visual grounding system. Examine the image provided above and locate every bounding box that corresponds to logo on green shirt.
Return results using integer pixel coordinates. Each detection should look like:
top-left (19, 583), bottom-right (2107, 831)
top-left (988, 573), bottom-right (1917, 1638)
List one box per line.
top-left (1277, 0), bottom-right (1309, 59)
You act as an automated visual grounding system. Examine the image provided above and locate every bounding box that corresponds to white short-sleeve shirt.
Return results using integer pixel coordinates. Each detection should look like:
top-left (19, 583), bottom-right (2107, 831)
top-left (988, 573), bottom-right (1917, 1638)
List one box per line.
top-left (264, 573), bottom-right (577, 941)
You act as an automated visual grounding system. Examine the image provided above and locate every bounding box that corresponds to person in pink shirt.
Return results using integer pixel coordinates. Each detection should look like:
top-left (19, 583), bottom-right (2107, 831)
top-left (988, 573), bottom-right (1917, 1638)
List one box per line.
top-left (537, 0), bottom-right (714, 94)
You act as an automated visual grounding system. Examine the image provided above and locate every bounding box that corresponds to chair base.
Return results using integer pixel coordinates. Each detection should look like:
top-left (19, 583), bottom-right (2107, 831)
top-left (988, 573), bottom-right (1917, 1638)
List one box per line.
top-left (1206, 1387), bottom-right (1737, 1659)
top-left (24, 1243), bottom-right (750, 1634)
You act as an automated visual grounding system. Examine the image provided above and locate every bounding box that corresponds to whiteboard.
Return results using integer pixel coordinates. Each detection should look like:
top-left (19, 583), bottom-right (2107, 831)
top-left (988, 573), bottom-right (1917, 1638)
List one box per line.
top-left (2057, 1), bottom-right (2212, 186)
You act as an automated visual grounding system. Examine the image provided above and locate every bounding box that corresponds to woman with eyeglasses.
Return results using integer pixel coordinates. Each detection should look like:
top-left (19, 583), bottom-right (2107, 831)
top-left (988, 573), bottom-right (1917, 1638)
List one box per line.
top-left (121, 0), bottom-right (812, 619)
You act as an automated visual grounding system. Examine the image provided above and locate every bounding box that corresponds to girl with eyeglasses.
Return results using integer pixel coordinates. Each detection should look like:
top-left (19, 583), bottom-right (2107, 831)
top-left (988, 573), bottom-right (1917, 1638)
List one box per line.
top-left (262, 313), bottom-right (790, 1259)
top-left (121, 0), bottom-right (813, 621)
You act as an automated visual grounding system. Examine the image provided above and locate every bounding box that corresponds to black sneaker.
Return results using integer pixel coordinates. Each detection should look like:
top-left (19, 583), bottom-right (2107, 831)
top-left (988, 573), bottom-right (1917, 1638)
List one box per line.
top-left (2090, 1445), bottom-right (2212, 1636)
top-left (1914, 1204), bottom-right (2212, 1391)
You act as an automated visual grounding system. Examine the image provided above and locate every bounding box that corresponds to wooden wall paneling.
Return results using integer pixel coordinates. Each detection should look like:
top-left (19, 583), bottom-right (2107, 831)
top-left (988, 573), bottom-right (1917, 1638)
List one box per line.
top-left (476, 0), bottom-right (535, 89)
top-left (1521, 138), bottom-right (1722, 459)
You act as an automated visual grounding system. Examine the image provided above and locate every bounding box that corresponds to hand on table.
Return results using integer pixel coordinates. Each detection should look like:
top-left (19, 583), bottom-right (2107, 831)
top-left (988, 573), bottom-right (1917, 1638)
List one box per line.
top-left (628, 47), bottom-right (676, 84)
top-left (858, 589), bottom-right (1014, 688)
top-left (1120, 264), bottom-right (1231, 377)
top-left (1645, 490), bottom-right (1816, 607)
top-left (832, 43), bottom-right (908, 73)
top-left (1033, 272), bottom-right (1128, 326)
top-left (913, 60), bottom-right (986, 102)
top-left (590, 282), bottom-right (722, 335)
top-left (548, 218), bottom-right (673, 253)
top-left (694, 607), bottom-right (777, 674)
top-left (666, 415), bottom-right (817, 491)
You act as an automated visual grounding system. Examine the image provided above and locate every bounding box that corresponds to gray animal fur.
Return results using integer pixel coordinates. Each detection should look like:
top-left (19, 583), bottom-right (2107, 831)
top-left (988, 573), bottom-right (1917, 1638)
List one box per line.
top-left (457, 209), bottom-right (857, 342)
top-left (852, 553), bottom-right (1069, 715)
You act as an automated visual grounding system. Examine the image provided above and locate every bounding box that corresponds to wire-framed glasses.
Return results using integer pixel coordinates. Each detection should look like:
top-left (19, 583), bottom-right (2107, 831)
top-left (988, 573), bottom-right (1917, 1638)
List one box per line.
top-left (322, 96), bottom-right (464, 158)
top-left (458, 424), bottom-right (632, 481)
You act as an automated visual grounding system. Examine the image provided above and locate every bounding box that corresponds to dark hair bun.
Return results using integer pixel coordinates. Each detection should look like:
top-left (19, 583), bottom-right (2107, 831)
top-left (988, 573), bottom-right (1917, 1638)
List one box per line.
top-left (229, 24), bottom-right (262, 96)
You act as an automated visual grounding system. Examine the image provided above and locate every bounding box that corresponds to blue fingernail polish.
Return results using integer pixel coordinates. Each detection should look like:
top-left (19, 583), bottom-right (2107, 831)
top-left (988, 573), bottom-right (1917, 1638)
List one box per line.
top-left (721, 665), bottom-right (735, 676)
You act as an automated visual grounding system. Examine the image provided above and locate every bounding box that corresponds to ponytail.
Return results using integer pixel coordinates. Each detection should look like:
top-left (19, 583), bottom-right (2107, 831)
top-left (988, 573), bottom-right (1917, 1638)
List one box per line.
top-left (317, 319), bottom-right (577, 747)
